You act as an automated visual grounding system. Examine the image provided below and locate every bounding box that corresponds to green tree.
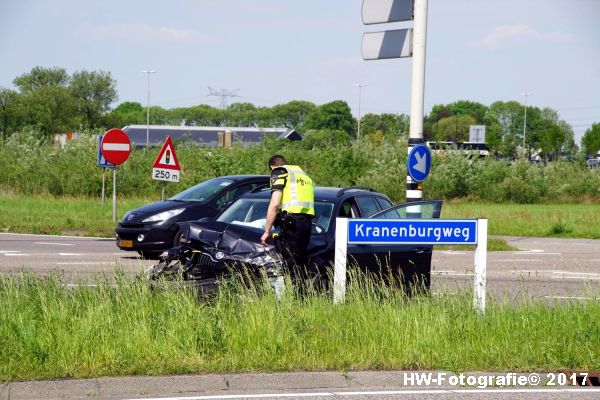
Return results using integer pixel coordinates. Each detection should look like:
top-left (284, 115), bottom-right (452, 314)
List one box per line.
top-left (23, 86), bottom-right (78, 135)
top-left (360, 113), bottom-right (409, 142)
top-left (432, 115), bottom-right (476, 141)
top-left (13, 66), bottom-right (69, 93)
top-left (69, 70), bottom-right (118, 128)
top-left (271, 100), bottom-right (316, 129)
top-left (104, 102), bottom-right (145, 127)
top-left (582, 122), bottom-right (600, 157)
top-left (0, 88), bottom-right (23, 141)
top-left (449, 100), bottom-right (488, 123)
top-left (13, 66), bottom-right (77, 135)
top-left (305, 100), bottom-right (355, 136)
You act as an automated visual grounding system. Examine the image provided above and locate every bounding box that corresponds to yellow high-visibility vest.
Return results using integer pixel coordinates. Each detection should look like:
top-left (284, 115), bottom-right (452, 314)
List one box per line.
top-left (280, 165), bottom-right (315, 216)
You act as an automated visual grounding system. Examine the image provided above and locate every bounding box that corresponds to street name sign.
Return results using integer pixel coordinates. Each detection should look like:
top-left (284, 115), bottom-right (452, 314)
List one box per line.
top-left (348, 219), bottom-right (477, 245)
top-left (362, 29), bottom-right (412, 60)
top-left (334, 217), bottom-right (488, 313)
top-left (407, 143), bottom-right (431, 183)
top-left (101, 128), bottom-right (131, 165)
top-left (362, 0), bottom-right (414, 24)
top-left (152, 135), bottom-right (181, 182)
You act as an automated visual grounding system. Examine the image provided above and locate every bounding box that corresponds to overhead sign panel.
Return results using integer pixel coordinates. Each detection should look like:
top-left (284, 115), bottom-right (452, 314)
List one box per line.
top-left (348, 219), bottom-right (478, 245)
top-left (362, 0), bottom-right (414, 24)
top-left (362, 29), bottom-right (412, 60)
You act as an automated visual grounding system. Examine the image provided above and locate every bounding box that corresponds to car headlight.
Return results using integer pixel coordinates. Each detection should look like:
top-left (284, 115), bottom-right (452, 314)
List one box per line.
top-left (142, 208), bottom-right (185, 223)
top-left (251, 253), bottom-right (284, 276)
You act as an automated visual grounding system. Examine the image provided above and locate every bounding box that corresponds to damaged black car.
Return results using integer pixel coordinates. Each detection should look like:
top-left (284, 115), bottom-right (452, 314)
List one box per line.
top-left (147, 186), bottom-right (442, 295)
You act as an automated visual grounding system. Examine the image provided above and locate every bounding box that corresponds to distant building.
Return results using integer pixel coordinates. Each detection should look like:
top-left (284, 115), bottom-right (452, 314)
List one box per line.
top-left (122, 125), bottom-right (302, 148)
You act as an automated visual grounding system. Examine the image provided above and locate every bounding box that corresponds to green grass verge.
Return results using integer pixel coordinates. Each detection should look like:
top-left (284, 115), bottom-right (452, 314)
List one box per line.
top-left (442, 202), bottom-right (600, 239)
top-left (0, 194), bottom-right (152, 237)
top-left (1, 194), bottom-right (600, 241)
top-left (1, 272), bottom-right (598, 381)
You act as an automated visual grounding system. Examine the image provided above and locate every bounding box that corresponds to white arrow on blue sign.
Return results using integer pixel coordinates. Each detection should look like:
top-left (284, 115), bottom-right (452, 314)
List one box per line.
top-left (407, 144), bottom-right (431, 183)
top-left (97, 135), bottom-right (114, 168)
top-left (348, 219), bottom-right (478, 245)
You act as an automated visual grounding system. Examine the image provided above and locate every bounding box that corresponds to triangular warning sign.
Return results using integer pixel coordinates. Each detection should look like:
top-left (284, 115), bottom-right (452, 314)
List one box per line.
top-left (153, 136), bottom-right (181, 170)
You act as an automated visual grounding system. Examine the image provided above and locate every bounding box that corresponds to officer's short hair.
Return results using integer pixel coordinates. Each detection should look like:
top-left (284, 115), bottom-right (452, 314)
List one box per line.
top-left (268, 154), bottom-right (287, 168)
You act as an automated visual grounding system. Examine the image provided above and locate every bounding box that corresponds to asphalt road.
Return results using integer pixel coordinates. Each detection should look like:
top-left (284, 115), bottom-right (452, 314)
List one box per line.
top-left (2, 371), bottom-right (599, 400)
top-left (1, 233), bottom-right (598, 300)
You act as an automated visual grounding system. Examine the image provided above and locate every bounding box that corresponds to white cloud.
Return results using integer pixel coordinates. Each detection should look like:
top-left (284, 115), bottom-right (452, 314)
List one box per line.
top-left (471, 24), bottom-right (574, 48)
top-left (82, 23), bottom-right (209, 44)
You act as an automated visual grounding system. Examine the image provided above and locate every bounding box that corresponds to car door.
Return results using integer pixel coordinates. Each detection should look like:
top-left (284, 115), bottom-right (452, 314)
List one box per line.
top-left (347, 200), bottom-right (443, 294)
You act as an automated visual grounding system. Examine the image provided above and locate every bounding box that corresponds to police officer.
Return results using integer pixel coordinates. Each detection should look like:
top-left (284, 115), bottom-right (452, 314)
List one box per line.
top-left (260, 155), bottom-right (315, 278)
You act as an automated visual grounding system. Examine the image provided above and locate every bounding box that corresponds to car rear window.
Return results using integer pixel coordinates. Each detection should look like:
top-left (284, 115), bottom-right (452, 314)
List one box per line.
top-left (355, 196), bottom-right (380, 217)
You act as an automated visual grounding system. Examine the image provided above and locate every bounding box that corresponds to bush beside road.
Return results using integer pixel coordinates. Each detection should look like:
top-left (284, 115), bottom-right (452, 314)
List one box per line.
top-left (1, 133), bottom-right (600, 203)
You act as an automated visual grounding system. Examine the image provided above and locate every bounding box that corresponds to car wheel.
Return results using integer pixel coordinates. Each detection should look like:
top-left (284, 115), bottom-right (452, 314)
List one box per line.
top-left (173, 230), bottom-right (186, 247)
top-left (137, 250), bottom-right (164, 260)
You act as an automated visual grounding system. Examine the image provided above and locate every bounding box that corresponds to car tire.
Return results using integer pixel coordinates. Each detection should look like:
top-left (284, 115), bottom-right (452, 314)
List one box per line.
top-left (137, 250), bottom-right (163, 260)
top-left (173, 230), bottom-right (186, 247)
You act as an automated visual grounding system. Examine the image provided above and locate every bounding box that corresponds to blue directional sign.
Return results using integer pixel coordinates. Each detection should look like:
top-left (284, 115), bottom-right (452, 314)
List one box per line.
top-left (348, 219), bottom-right (477, 245)
top-left (407, 144), bottom-right (431, 182)
top-left (97, 135), bottom-right (114, 168)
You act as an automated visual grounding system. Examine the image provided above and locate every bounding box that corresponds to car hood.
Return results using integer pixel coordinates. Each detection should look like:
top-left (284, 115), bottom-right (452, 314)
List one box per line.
top-left (178, 220), bottom-right (272, 256)
top-left (122, 200), bottom-right (193, 223)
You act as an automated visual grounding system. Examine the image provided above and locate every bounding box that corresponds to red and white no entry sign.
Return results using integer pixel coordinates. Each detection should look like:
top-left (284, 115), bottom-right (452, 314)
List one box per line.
top-left (101, 128), bottom-right (131, 165)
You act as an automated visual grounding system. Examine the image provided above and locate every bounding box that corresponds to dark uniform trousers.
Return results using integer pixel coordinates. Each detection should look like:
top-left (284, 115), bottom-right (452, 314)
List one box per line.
top-left (274, 213), bottom-right (312, 279)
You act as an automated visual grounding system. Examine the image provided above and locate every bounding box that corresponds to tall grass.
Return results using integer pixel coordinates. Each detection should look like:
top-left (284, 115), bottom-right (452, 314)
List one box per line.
top-left (1, 271), bottom-right (598, 381)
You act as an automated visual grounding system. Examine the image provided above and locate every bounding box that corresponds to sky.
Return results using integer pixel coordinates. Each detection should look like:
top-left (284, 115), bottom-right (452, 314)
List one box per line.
top-left (1, 0), bottom-right (599, 143)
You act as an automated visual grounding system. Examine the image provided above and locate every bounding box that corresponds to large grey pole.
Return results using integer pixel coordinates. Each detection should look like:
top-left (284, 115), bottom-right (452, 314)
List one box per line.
top-left (406, 0), bottom-right (428, 203)
top-left (142, 70), bottom-right (156, 148)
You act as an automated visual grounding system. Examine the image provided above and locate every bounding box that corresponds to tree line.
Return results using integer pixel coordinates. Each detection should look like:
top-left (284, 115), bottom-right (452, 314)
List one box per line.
top-left (1, 66), bottom-right (599, 159)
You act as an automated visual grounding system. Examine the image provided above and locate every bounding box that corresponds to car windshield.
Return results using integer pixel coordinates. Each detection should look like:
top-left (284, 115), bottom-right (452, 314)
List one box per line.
top-left (169, 178), bottom-right (234, 202)
top-left (217, 198), bottom-right (334, 234)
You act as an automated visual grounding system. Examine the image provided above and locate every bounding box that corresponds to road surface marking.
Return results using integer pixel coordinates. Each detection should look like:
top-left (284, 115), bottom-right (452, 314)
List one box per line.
top-left (58, 252), bottom-right (85, 256)
top-left (56, 262), bottom-right (116, 266)
top-left (126, 388), bottom-right (600, 400)
top-left (0, 250), bottom-right (19, 253)
top-left (512, 251), bottom-right (561, 255)
top-left (552, 271), bottom-right (599, 276)
top-left (545, 296), bottom-right (598, 300)
top-left (35, 242), bottom-right (74, 246)
top-left (562, 276), bottom-right (600, 280)
top-left (4, 253), bottom-right (30, 256)
top-left (437, 251), bottom-right (467, 255)
top-left (0, 232), bottom-right (114, 240)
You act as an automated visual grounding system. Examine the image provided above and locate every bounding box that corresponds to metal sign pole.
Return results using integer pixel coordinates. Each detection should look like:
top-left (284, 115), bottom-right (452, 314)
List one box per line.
top-left (333, 217), bottom-right (348, 304)
top-left (112, 167), bottom-right (117, 223)
top-left (161, 182), bottom-right (166, 201)
top-left (407, 0), bottom-right (428, 203)
top-left (474, 219), bottom-right (488, 314)
top-left (101, 168), bottom-right (106, 206)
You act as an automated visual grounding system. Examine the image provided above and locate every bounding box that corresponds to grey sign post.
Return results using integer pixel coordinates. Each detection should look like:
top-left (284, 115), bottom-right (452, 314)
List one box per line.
top-left (361, 0), bottom-right (429, 204)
